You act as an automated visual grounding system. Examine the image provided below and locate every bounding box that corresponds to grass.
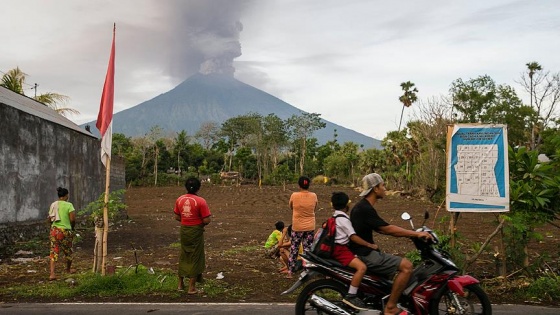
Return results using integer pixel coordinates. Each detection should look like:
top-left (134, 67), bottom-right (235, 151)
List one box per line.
top-left (0, 264), bottom-right (252, 301)
top-left (4, 237), bottom-right (50, 257)
top-left (523, 275), bottom-right (560, 302)
top-left (222, 245), bottom-right (261, 256)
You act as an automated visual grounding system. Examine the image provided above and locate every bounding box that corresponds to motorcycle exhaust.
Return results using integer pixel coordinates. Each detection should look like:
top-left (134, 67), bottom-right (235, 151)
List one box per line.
top-left (309, 294), bottom-right (353, 315)
top-left (308, 294), bottom-right (381, 315)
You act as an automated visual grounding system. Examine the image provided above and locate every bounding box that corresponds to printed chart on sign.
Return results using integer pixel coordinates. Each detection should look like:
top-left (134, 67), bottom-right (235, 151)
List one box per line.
top-left (455, 144), bottom-right (499, 197)
top-left (446, 124), bottom-right (510, 212)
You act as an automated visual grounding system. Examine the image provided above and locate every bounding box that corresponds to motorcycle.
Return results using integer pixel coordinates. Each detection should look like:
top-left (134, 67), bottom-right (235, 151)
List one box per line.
top-left (282, 211), bottom-right (492, 315)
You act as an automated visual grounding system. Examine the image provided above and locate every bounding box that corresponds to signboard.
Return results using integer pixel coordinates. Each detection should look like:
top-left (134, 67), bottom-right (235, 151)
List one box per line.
top-left (446, 124), bottom-right (509, 212)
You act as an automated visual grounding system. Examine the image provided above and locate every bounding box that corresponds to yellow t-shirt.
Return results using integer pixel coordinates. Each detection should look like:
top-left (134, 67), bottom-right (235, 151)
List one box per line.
top-left (290, 191), bottom-right (317, 232)
top-left (264, 230), bottom-right (282, 248)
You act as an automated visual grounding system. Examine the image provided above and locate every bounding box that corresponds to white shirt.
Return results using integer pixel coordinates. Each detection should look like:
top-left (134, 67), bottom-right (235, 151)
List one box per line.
top-left (333, 210), bottom-right (356, 245)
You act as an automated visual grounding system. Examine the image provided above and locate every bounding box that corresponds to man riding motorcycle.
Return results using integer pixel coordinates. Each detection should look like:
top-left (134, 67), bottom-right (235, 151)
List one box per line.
top-left (350, 173), bottom-right (433, 315)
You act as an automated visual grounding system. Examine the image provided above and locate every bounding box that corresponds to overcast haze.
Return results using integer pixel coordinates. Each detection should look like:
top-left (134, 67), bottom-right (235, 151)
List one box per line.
top-left (2, 0), bottom-right (559, 140)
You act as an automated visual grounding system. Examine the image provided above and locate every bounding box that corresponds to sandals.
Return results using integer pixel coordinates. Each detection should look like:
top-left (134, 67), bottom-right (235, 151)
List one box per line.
top-left (187, 289), bottom-right (203, 295)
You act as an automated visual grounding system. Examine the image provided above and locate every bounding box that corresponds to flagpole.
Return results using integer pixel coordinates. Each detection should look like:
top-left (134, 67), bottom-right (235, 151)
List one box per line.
top-left (101, 156), bottom-right (111, 276)
top-left (96, 23), bottom-right (116, 275)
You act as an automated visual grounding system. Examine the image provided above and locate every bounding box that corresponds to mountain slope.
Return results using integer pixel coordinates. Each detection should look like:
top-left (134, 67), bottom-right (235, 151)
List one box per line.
top-left (86, 73), bottom-right (381, 148)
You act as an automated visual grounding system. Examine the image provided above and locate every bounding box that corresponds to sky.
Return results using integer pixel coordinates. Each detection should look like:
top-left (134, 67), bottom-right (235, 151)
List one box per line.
top-left (2, 0), bottom-right (559, 140)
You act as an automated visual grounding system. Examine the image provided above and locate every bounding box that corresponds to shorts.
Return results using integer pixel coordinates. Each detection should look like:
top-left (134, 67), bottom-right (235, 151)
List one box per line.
top-left (332, 244), bottom-right (356, 266)
top-left (358, 250), bottom-right (402, 279)
top-left (265, 244), bottom-right (279, 258)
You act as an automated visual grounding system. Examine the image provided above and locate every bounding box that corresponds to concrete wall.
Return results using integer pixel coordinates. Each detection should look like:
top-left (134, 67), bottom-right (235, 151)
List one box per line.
top-left (0, 101), bottom-right (125, 247)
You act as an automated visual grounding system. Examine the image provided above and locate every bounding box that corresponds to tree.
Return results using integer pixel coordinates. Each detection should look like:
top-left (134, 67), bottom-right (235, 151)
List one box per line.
top-left (1, 67), bottom-right (25, 93)
top-left (407, 96), bottom-right (453, 200)
top-left (173, 131), bottom-right (190, 175)
top-left (398, 81), bottom-right (418, 131)
top-left (519, 62), bottom-right (560, 150)
top-left (195, 121), bottom-right (220, 150)
top-left (1, 67), bottom-right (79, 117)
top-left (111, 133), bottom-right (134, 157)
top-left (220, 115), bottom-right (252, 171)
top-left (34, 92), bottom-right (79, 117)
top-left (286, 112), bottom-right (326, 175)
top-left (451, 75), bottom-right (496, 123)
top-left (526, 62), bottom-right (542, 149)
top-left (262, 114), bottom-right (288, 175)
top-left (451, 75), bottom-right (535, 146)
top-left (506, 146), bottom-right (560, 269)
top-left (147, 126), bottom-right (164, 185)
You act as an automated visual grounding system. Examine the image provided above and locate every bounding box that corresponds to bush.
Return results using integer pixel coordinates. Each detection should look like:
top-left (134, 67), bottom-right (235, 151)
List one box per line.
top-left (524, 275), bottom-right (560, 302)
top-left (78, 190), bottom-right (127, 227)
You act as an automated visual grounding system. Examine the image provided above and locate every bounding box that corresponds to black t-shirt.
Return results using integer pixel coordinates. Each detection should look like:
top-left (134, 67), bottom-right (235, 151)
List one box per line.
top-left (349, 198), bottom-right (389, 256)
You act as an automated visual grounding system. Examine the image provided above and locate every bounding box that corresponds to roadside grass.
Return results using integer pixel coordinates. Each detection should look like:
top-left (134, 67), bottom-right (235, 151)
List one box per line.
top-left (482, 274), bottom-right (560, 304)
top-left (0, 264), bottom-right (250, 300)
top-left (518, 275), bottom-right (560, 302)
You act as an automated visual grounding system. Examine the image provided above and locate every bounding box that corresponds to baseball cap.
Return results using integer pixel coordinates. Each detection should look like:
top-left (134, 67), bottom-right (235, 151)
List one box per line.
top-left (359, 173), bottom-right (384, 197)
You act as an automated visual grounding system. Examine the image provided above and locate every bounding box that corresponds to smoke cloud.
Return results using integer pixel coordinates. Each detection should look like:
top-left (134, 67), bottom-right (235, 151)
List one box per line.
top-left (165, 0), bottom-right (251, 78)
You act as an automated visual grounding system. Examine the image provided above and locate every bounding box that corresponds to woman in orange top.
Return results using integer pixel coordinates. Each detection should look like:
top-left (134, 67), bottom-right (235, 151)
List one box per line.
top-left (287, 176), bottom-right (318, 278)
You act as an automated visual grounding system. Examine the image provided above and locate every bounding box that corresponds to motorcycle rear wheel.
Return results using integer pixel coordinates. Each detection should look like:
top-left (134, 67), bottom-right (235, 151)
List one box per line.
top-left (429, 283), bottom-right (492, 315)
top-left (295, 278), bottom-right (347, 315)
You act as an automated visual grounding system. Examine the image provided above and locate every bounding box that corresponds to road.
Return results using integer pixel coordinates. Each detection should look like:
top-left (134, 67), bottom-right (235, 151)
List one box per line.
top-left (0, 303), bottom-right (558, 314)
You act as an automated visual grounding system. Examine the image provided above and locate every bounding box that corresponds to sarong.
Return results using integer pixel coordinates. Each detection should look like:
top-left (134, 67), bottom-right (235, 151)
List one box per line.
top-left (49, 226), bottom-right (73, 262)
top-left (178, 225), bottom-right (205, 279)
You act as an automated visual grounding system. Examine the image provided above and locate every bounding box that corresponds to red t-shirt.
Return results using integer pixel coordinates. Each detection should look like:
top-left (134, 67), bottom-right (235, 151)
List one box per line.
top-left (173, 194), bottom-right (211, 226)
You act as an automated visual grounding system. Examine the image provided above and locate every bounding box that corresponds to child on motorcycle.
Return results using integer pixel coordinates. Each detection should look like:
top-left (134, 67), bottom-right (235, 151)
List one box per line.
top-left (330, 192), bottom-right (379, 311)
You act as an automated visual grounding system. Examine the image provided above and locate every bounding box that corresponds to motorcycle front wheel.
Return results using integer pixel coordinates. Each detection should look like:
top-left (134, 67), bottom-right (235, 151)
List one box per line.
top-left (295, 278), bottom-right (347, 315)
top-left (429, 283), bottom-right (492, 315)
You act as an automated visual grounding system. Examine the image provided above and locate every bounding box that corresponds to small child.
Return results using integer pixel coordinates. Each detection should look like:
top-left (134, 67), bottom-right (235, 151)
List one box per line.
top-left (330, 192), bottom-right (378, 311)
top-left (264, 221), bottom-right (284, 259)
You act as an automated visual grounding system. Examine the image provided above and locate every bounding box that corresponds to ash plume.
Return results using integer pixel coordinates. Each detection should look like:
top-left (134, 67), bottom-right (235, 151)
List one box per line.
top-left (165, 0), bottom-right (250, 78)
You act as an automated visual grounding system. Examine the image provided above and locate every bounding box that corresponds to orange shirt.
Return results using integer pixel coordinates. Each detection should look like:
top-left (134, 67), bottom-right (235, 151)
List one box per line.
top-left (290, 190), bottom-right (318, 232)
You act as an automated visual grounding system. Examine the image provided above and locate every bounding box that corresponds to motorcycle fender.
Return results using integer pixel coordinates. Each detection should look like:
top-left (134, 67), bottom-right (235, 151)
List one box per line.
top-left (281, 271), bottom-right (315, 295)
top-left (448, 275), bottom-right (479, 296)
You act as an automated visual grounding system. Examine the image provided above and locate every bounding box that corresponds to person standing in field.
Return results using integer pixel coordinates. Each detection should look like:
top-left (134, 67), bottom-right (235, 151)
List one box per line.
top-left (287, 176), bottom-right (318, 278)
top-left (48, 187), bottom-right (76, 281)
top-left (174, 177), bottom-right (212, 294)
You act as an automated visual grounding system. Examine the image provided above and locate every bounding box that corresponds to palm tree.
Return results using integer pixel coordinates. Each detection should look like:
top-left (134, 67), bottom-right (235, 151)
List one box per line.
top-left (0, 67), bottom-right (26, 94)
top-left (398, 81), bottom-right (418, 131)
top-left (526, 61), bottom-right (542, 150)
top-left (1, 67), bottom-right (79, 117)
top-left (35, 92), bottom-right (79, 117)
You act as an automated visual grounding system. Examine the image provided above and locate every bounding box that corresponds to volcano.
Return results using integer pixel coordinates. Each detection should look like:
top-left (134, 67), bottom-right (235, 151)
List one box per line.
top-left (85, 73), bottom-right (381, 148)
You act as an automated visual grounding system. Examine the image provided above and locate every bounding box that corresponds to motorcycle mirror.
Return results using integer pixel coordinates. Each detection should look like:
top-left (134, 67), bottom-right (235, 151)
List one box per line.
top-left (422, 211), bottom-right (429, 227)
top-left (401, 212), bottom-right (411, 221)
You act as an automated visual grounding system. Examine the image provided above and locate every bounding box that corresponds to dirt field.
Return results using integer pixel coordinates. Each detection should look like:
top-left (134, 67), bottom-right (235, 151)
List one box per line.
top-left (1, 183), bottom-right (558, 305)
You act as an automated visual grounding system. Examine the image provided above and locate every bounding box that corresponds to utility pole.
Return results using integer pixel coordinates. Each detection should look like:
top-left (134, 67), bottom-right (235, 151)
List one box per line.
top-left (33, 83), bottom-right (38, 98)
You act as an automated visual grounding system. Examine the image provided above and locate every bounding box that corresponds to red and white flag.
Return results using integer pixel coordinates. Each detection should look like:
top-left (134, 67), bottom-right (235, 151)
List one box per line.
top-left (96, 24), bottom-right (116, 167)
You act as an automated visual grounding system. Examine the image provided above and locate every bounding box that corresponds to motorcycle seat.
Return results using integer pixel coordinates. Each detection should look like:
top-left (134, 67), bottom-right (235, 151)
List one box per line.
top-left (302, 252), bottom-right (344, 267)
